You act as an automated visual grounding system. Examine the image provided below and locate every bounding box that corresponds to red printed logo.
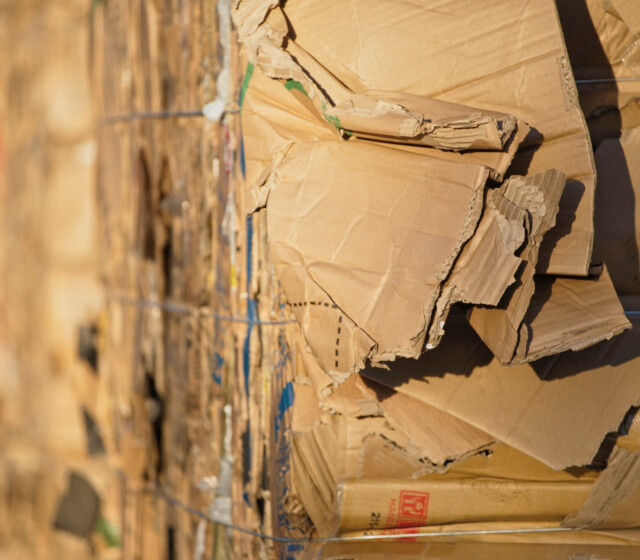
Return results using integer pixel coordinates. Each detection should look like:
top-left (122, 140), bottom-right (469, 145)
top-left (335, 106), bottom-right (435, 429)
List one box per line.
top-left (397, 491), bottom-right (429, 526)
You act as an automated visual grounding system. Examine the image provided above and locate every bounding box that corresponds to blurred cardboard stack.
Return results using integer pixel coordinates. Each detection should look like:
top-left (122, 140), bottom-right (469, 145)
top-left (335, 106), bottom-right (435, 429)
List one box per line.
top-left (233, 0), bottom-right (640, 557)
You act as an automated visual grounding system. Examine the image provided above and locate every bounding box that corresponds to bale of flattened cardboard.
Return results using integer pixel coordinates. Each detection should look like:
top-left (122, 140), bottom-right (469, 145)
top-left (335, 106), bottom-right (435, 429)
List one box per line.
top-left (234, 0), bottom-right (632, 383)
top-left (252, 1), bottom-right (640, 556)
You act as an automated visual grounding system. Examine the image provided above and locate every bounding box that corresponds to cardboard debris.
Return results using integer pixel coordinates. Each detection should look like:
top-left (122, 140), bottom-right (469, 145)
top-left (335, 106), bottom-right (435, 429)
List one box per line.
top-left (470, 265), bottom-right (630, 365)
top-left (261, 0), bottom-right (597, 276)
top-left (362, 311), bottom-right (640, 471)
top-left (294, 319), bottom-right (495, 467)
top-left (231, 0), bottom-right (640, 556)
top-left (234, 0), bottom-right (632, 384)
top-left (432, 169), bottom-right (566, 355)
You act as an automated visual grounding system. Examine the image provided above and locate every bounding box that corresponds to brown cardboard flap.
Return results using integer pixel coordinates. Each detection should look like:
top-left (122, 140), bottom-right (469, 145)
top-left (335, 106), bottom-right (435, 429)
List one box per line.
top-left (362, 313), bottom-right (640, 470)
top-left (233, 1), bottom-right (521, 154)
top-left (443, 169), bottom-right (566, 359)
top-left (470, 265), bottom-right (630, 366)
top-left (512, 267), bottom-right (631, 363)
top-left (267, 139), bottom-right (487, 376)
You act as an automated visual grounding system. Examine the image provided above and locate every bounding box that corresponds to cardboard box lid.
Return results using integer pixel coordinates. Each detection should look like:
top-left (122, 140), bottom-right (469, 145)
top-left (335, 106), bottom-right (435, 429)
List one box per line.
top-left (281, 0), bottom-right (596, 276)
top-left (362, 312), bottom-right (640, 470)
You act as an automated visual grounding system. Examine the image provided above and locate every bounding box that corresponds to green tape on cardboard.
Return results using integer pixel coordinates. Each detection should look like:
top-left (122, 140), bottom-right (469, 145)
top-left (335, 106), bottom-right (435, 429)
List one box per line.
top-left (284, 79), bottom-right (309, 97)
top-left (238, 62), bottom-right (255, 108)
top-left (96, 516), bottom-right (121, 548)
top-left (321, 100), bottom-right (344, 132)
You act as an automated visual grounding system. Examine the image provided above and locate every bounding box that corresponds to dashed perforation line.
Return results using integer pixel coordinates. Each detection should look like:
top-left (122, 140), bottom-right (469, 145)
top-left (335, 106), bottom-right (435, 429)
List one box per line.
top-left (286, 300), bottom-right (343, 368)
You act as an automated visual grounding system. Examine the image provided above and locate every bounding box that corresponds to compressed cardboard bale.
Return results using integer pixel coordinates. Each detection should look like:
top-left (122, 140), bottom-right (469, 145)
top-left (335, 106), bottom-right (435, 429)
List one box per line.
top-left (362, 311), bottom-right (640, 471)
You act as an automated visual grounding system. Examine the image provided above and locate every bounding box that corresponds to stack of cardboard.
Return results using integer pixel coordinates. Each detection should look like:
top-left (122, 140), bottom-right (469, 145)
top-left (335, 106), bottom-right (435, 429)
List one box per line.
top-left (232, 0), bottom-right (640, 557)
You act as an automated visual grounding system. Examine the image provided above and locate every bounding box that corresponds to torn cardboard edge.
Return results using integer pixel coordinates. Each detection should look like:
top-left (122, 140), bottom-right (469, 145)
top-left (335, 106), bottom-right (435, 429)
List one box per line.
top-left (295, 330), bottom-right (495, 467)
top-left (265, 138), bottom-right (490, 378)
top-left (429, 169), bottom-right (566, 354)
top-left (564, 447), bottom-right (640, 530)
top-left (361, 311), bottom-right (640, 471)
top-left (512, 267), bottom-right (631, 364)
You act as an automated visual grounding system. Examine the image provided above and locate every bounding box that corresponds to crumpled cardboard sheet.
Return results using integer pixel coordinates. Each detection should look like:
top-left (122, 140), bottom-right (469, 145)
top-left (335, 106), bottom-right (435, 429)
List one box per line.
top-left (239, 0), bottom-right (597, 277)
top-left (294, 330), bottom-right (494, 467)
top-left (429, 168), bottom-right (567, 358)
top-left (267, 138), bottom-right (488, 376)
top-left (362, 311), bottom-right (640, 471)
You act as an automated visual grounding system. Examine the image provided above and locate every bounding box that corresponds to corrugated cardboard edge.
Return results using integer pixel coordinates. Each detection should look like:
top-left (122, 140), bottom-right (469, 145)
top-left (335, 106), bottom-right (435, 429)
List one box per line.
top-left (466, 169), bottom-right (566, 364)
top-left (564, 447), bottom-right (640, 530)
top-left (513, 267), bottom-right (632, 364)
